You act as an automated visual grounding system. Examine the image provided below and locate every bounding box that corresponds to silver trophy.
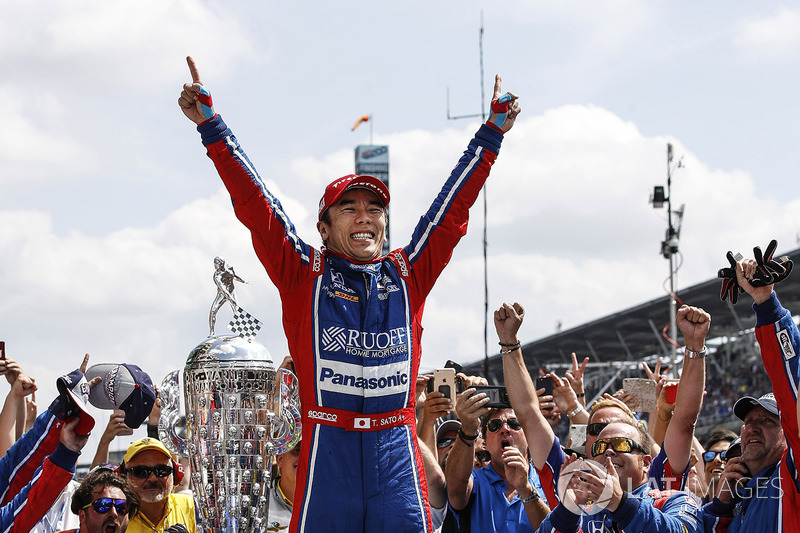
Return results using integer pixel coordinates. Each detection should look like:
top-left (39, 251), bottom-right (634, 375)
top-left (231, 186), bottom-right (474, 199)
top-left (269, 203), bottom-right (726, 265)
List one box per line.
top-left (160, 257), bottom-right (301, 533)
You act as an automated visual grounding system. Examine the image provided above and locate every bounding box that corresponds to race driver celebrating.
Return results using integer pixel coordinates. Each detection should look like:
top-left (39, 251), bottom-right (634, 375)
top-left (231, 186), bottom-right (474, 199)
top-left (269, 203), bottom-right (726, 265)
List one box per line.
top-left (179, 56), bottom-right (520, 533)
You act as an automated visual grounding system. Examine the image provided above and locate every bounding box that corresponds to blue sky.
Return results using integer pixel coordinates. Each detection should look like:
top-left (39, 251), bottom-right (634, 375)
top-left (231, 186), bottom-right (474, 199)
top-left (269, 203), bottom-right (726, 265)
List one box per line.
top-left (2, 0), bottom-right (799, 451)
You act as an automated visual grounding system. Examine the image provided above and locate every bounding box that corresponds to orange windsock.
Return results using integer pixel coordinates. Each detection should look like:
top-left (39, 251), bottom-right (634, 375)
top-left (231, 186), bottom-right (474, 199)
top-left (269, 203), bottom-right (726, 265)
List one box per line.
top-left (351, 114), bottom-right (370, 131)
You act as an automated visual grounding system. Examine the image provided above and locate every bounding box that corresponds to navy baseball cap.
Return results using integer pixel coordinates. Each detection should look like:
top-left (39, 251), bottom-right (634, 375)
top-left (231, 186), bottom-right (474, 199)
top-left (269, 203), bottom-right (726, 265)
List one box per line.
top-left (55, 369), bottom-right (95, 435)
top-left (733, 392), bottom-right (779, 421)
top-left (85, 363), bottom-right (156, 428)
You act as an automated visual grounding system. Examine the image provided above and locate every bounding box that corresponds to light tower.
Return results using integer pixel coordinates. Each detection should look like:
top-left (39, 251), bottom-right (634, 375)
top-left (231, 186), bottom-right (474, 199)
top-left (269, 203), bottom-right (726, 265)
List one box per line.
top-left (650, 143), bottom-right (684, 361)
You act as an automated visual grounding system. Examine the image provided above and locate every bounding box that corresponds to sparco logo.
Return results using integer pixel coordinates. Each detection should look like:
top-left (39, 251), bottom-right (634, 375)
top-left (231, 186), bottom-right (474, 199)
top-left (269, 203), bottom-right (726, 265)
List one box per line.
top-left (312, 249), bottom-right (322, 273)
top-left (392, 251), bottom-right (409, 277)
top-left (307, 410), bottom-right (338, 422)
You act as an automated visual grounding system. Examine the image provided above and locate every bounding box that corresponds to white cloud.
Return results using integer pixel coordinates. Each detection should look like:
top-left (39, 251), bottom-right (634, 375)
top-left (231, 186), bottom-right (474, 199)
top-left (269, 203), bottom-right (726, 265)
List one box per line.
top-left (0, 86), bottom-right (98, 181)
top-left (0, 0), bottom-right (260, 89)
top-left (736, 8), bottom-right (800, 57)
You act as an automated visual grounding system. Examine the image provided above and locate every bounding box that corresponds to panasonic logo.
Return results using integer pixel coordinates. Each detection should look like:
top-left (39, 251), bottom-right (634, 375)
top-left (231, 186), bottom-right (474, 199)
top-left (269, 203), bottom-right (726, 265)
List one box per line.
top-left (320, 368), bottom-right (408, 390)
top-left (317, 360), bottom-right (411, 398)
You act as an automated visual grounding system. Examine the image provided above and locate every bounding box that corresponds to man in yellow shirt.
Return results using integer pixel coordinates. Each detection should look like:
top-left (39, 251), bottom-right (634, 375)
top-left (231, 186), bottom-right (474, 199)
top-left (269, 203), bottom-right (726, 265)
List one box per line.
top-left (121, 438), bottom-right (195, 533)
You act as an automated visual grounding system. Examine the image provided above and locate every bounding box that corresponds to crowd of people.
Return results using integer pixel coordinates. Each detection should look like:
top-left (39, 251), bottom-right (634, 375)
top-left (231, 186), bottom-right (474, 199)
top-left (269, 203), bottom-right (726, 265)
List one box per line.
top-left (2, 256), bottom-right (796, 533)
top-left (1, 57), bottom-right (797, 533)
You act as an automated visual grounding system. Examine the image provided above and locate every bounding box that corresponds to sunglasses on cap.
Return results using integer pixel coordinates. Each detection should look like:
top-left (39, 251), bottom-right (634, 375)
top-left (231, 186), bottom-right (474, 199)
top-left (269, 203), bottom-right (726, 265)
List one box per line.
top-left (487, 417), bottom-right (522, 433)
top-left (127, 464), bottom-right (173, 479)
top-left (591, 437), bottom-right (647, 457)
top-left (437, 437), bottom-right (455, 449)
top-left (83, 498), bottom-right (129, 515)
top-left (586, 422), bottom-right (609, 437)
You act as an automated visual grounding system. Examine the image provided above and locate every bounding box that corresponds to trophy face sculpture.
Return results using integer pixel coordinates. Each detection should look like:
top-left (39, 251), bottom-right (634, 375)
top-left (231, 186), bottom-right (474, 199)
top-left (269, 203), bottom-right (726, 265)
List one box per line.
top-left (160, 257), bottom-right (301, 533)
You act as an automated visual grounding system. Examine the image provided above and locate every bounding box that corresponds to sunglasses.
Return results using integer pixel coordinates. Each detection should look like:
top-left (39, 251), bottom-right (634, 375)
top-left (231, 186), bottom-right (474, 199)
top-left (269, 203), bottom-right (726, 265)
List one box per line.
top-left (83, 498), bottom-right (129, 515)
top-left (437, 437), bottom-right (455, 449)
top-left (487, 417), bottom-right (522, 433)
top-left (127, 464), bottom-right (173, 479)
top-left (586, 422), bottom-right (609, 437)
top-left (702, 450), bottom-right (725, 463)
top-left (591, 437), bottom-right (647, 457)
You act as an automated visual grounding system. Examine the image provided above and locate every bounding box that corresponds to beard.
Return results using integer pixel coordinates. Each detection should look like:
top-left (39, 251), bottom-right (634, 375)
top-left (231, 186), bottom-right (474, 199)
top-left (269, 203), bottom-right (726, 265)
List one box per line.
top-left (139, 482), bottom-right (170, 503)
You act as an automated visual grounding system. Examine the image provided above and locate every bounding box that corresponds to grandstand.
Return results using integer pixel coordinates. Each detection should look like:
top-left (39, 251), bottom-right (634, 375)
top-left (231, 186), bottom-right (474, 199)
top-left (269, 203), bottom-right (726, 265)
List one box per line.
top-left (463, 246), bottom-right (800, 440)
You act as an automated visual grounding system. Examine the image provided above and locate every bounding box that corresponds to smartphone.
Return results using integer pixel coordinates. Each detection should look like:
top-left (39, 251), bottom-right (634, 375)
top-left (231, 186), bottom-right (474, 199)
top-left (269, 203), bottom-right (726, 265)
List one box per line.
top-left (471, 385), bottom-right (511, 408)
top-left (444, 360), bottom-right (463, 373)
top-left (567, 424), bottom-right (587, 455)
top-left (0, 341), bottom-right (4, 360)
top-left (622, 378), bottom-right (657, 412)
top-left (428, 368), bottom-right (458, 403)
top-left (535, 376), bottom-right (553, 397)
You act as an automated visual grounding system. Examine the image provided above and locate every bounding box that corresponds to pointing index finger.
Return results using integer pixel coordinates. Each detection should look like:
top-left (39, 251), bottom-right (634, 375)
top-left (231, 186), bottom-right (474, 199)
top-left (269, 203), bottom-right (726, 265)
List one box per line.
top-left (187, 56), bottom-right (203, 85)
top-left (493, 74), bottom-right (502, 101)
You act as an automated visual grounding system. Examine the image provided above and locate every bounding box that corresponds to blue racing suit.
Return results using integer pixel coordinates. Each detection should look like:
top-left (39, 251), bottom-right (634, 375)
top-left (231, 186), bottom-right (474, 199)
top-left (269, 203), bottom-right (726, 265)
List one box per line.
top-left (198, 115), bottom-right (504, 532)
top-left (702, 292), bottom-right (800, 532)
top-left (0, 409), bottom-right (80, 533)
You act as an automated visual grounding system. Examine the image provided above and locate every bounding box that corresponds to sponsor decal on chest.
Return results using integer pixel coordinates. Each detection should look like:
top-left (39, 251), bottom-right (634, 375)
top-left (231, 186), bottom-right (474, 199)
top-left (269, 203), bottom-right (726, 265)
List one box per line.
top-left (317, 359), bottom-right (409, 397)
top-left (321, 325), bottom-right (409, 359)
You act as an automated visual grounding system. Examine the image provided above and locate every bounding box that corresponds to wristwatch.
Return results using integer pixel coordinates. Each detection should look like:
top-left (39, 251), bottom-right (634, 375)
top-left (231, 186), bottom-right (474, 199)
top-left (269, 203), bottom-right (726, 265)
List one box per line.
top-left (521, 491), bottom-right (541, 503)
top-left (684, 346), bottom-right (707, 359)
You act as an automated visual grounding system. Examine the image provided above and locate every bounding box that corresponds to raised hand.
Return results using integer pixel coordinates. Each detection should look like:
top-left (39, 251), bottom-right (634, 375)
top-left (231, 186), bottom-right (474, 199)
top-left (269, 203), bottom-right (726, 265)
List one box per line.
top-left (494, 302), bottom-right (525, 346)
top-left (736, 258), bottom-right (774, 305)
top-left (564, 353), bottom-right (588, 400)
top-left (487, 75), bottom-right (521, 133)
top-left (179, 56), bottom-right (216, 125)
top-left (0, 357), bottom-right (22, 386)
top-left (676, 305), bottom-right (711, 351)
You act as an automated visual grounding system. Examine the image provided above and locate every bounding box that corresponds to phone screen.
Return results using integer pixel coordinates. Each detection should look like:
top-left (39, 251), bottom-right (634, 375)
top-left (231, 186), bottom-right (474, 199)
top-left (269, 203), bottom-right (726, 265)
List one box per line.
top-left (536, 376), bottom-right (553, 396)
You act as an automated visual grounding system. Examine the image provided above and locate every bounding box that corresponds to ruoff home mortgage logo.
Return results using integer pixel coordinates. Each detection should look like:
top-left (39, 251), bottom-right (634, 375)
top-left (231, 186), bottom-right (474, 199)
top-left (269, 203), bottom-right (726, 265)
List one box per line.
top-left (321, 325), bottom-right (409, 358)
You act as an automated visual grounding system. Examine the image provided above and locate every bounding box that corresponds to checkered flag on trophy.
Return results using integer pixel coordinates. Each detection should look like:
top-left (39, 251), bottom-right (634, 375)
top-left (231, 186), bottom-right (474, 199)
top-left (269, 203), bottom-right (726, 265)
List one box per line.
top-left (228, 306), bottom-right (263, 341)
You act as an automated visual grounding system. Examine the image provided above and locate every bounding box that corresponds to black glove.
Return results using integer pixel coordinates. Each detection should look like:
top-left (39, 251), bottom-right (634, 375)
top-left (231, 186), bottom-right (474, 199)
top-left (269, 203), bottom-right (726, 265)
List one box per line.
top-left (717, 251), bottom-right (742, 304)
top-left (751, 239), bottom-right (793, 287)
top-left (165, 525), bottom-right (190, 533)
top-left (718, 240), bottom-right (793, 304)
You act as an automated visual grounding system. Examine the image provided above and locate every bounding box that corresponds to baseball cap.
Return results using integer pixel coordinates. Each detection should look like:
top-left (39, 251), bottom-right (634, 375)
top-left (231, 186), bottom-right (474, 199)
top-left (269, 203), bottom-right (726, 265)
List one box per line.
top-left (55, 369), bottom-right (95, 435)
top-left (85, 363), bottom-right (156, 428)
top-left (733, 392), bottom-right (779, 421)
top-left (123, 437), bottom-right (172, 464)
top-left (318, 174), bottom-right (390, 220)
top-left (435, 419), bottom-right (462, 441)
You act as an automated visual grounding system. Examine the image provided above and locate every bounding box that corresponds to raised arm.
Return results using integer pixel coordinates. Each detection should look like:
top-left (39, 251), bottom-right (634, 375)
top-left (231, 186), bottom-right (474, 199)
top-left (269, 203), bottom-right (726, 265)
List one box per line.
top-left (0, 375), bottom-right (36, 456)
top-left (179, 58), bottom-right (316, 291)
top-left (494, 303), bottom-right (556, 470)
top-left (404, 77), bottom-right (519, 296)
top-left (737, 258), bottom-right (800, 475)
top-left (444, 388), bottom-right (489, 511)
top-left (662, 305), bottom-right (709, 476)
